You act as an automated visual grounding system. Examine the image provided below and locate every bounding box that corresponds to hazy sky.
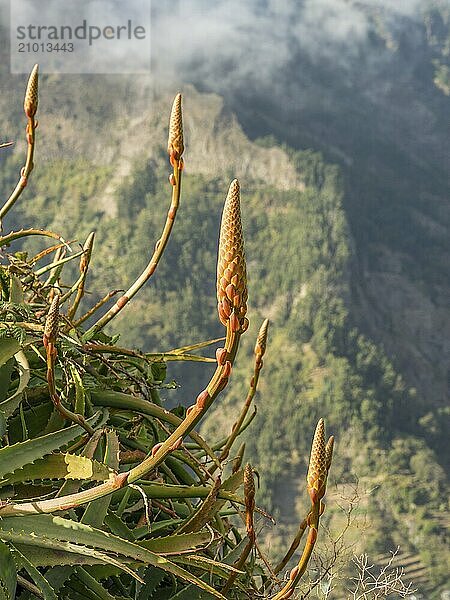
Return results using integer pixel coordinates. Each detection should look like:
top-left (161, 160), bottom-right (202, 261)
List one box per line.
top-left (1, 0), bottom-right (435, 80)
top-left (151, 0), bottom-right (429, 87)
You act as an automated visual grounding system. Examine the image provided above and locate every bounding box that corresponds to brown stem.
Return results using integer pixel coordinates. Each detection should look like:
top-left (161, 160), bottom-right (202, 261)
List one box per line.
top-left (42, 246), bottom-right (65, 292)
top-left (222, 466), bottom-right (256, 594)
top-left (68, 232), bottom-right (95, 320)
top-left (0, 117), bottom-right (36, 226)
top-left (71, 290), bottom-right (122, 328)
top-left (222, 538), bottom-right (253, 595)
top-left (0, 228), bottom-right (69, 247)
top-left (120, 449), bottom-right (146, 464)
top-left (46, 341), bottom-right (94, 435)
top-left (210, 351), bottom-right (262, 475)
top-left (90, 390), bottom-right (221, 468)
top-left (0, 326), bottom-right (240, 517)
top-left (84, 158), bottom-right (183, 338)
top-left (272, 502), bottom-right (321, 600)
top-left (273, 514), bottom-right (309, 575)
top-left (127, 329), bottom-right (240, 483)
top-left (30, 241), bottom-right (74, 264)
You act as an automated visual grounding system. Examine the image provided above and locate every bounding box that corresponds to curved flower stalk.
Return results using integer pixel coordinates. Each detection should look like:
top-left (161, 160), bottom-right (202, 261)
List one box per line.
top-left (0, 64), bottom-right (39, 226)
top-left (84, 94), bottom-right (185, 338)
top-left (222, 463), bottom-right (256, 594)
top-left (67, 231), bottom-right (95, 320)
top-left (0, 179), bottom-right (249, 517)
top-left (105, 180), bottom-right (249, 482)
top-left (0, 228), bottom-right (69, 248)
top-left (72, 289), bottom-right (122, 327)
top-left (232, 442), bottom-right (246, 473)
top-left (272, 419), bottom-right (333, 600)
top-left (210, 318), bottom-right (269, 476)
top-left (44, 294), bottom-right (94, 434)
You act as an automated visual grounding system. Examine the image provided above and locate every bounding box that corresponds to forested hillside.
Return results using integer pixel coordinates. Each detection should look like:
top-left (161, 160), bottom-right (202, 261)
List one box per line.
top-left (0, 1), bottom-right (449, 596)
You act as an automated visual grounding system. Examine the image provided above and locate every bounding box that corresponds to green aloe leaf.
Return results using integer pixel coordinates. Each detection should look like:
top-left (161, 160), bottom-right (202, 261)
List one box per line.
top-left (164, 337), bottom-right (224, 355)
top-left (0, 338), bottom-right (21, 368)
top-left (42, 565), bottom-right (75, 597)
top-left (0, 350), bottom-right (30, 419)
top-left (70, 365), bottom-right (86, 416)
top-left (103, 511), bottom-right (135, 541)
top-left (0, 359), bottom-right (14, 404)
top-left (74, 567), bottom-right (117, 600)
top-left (11, 545), bottom-right (58, 600)
top-left (12, 544), bottom-right (103, 567)
top-left (169, 554), bottom-right (248, 598)
top-left (0, 526), bottom-right (142, 582)
top-left (81, 430), bottom-right (119, 527)
top-left (90, 391), bottom-right (218, 465)
top-left (34, 249), bottom-right (84, 277)
top-left (173, 555), bottom-right (244, 580)
top-left (177, 479), bottom-right (222, 534)
top-left (9, 275), bottom-right (24, 304)
top-left (139, 531), bottom-right (211, 554)
top-left (0, 541), bottom-right (16, 600)
top-left (219, 537), bottom-right (250, 566)
top-left (206, 469), bottom-right (244, 518)
top-left (169, 587), bottom-right (216, 600)
top-left (56, 428), bottom-right (104, 498)
top-left (1, 452), bottom-right (114, 486)
top-left (145, 353), bottom-right (215, 363)
top-left (0, 516), bottom-right (226, 599)
top-left (136, 568), bottom-right (166, 600)
top-left (0, 411), bottom-right (102, 480)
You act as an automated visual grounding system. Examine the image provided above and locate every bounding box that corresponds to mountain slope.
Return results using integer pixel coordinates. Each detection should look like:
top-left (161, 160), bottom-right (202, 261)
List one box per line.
top-left (0, 7), bottom-right (449, 594)
top-left (218, 2), bottom-right (450, 426)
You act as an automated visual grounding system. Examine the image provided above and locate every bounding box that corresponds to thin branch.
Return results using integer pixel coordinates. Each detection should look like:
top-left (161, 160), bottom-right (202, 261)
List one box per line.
top-left (0, 65), bottom-right (39, 226)
top-left (84, 95), bottom-right (185, 338)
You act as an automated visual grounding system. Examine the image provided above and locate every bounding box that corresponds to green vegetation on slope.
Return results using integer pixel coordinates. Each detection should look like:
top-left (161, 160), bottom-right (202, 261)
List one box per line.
top-left (2, 133), bottom-right (448, 595)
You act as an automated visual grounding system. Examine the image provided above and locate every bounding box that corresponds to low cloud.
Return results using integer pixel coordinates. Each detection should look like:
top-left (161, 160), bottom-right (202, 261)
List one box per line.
top-left (151, 0), bottom-right (428, 89)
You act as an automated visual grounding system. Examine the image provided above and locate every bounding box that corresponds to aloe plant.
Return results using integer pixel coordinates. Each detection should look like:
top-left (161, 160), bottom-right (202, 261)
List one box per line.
top-left (0, 65), bottom-right (334, 599)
